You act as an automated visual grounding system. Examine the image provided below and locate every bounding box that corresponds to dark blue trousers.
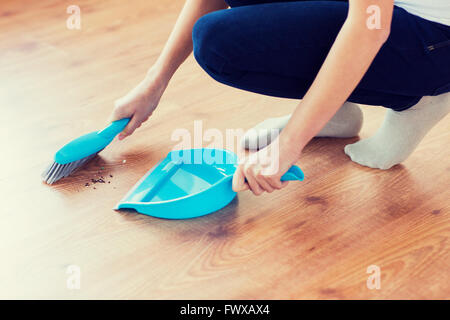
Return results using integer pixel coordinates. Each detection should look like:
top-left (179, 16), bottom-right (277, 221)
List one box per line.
top-left (192, 0), bottom-right (450, 111)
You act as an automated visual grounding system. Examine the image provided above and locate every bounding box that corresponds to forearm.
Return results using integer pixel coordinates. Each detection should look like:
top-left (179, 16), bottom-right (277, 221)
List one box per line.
top-left (152, 0), bottom-right (228, 83)
top-left (283, 0), bottom-right (393, 150)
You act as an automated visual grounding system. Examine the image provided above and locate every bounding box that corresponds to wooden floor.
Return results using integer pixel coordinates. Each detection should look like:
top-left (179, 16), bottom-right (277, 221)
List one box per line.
top-left (1, 0), bottom-right (449, 299)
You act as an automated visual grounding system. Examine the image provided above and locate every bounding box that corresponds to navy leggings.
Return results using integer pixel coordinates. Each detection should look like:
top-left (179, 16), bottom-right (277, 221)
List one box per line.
top-left (192, 0), bottom-right (450, 111)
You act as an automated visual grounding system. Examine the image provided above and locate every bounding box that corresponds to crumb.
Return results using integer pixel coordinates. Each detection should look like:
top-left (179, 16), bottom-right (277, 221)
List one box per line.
top-left (108, 181), bottom-right (110, 184)
top-left (93, 187), bottom-right (96, 189)
top-left (85, 183), bottom-right (90, 187)
top-left (122, 159), bottom-right (126, 164)
top-left (109, 175), bottom-right (113, 178)
top-left (91, 178), bottom-right (106, 184)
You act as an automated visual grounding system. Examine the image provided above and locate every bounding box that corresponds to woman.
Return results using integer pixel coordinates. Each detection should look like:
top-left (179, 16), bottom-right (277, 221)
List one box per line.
top-left (110, 0), bottom-right (450, 195)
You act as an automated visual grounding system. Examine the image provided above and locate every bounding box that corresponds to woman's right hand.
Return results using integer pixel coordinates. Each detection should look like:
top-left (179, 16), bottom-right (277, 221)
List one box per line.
top-left (110, 68), bottom-right (168, 140)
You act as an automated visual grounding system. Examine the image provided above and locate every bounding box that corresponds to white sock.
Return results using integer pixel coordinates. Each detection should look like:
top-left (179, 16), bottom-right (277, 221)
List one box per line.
top-left (241, 102), bottom-right (363, 150)
top-left (345, 92), bottom-right (450, 170)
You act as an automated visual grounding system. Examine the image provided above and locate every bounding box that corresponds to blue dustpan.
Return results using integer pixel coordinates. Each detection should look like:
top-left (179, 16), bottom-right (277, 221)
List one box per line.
top-left (115, 148), bottom-right (304, 219)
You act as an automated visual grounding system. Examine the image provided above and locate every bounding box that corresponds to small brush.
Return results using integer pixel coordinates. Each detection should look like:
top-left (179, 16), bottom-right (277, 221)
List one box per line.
top-left (42, 118), bottom-right (130, 184)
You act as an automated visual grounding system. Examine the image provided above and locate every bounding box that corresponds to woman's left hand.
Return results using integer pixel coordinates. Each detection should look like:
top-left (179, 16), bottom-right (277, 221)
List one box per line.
top-left (232, 133), bottom-right (302, 195)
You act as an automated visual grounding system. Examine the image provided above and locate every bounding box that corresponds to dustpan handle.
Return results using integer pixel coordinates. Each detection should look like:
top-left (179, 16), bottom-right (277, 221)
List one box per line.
top-left (280, 165), bottom-right (304, 181)
top-left (240, 165), bottom-right (304, 183)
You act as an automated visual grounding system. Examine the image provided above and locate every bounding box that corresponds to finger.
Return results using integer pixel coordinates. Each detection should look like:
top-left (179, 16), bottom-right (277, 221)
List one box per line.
top-left (244, 164), bottom-right (264, 196)
top-left (255, 170), bottom-right (275, 193)
top-left (118, 115), bottom-right (142, 140)
top-left (109, 99), bottom-right (129, 123)
top-left (267, 175), bottom-right (284, 190)
top-left (232, 165), bottom-right (249, 192)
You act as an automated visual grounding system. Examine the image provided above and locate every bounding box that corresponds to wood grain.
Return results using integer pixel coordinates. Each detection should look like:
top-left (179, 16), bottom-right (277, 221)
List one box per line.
top-left (0, 0), bottom-right (449, 299)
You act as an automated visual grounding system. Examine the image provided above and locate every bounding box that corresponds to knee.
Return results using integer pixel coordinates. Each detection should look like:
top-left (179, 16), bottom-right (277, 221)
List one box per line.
top-left (192, 12), bottom-right (232, 78)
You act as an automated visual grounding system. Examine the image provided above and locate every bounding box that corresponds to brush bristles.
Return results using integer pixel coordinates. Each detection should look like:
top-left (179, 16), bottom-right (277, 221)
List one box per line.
top-left (42, 153), bottom-right (97, 184)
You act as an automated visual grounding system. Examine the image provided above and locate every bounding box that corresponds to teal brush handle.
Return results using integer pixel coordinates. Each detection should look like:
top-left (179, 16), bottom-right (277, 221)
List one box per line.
top-left (97, 118), bottom-right (130, 139)
top-left (54, 118), bottom-right (131, 164)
